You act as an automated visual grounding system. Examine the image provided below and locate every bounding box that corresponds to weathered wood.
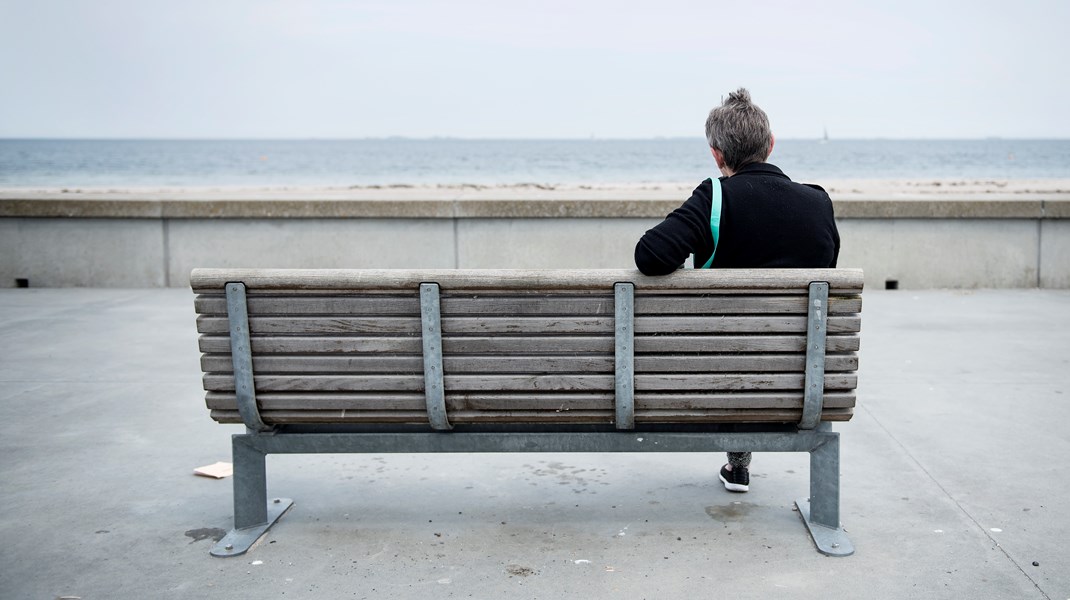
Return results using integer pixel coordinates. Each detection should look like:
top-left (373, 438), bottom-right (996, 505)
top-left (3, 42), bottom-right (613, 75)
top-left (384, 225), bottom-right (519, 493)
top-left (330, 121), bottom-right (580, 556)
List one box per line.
top-left (200, 354), bottom-right (857, 375)
top-left (202, 355), bottom-right (611, 374)
top-left (197, 334), bottom-right (861, 355)
top-left (197, 335), bottom-right (611, 355)
top-left (636, 316), bottom-right (860, 334)
top-left (204, 391), bottom-right (855, 411)
top-left (197, 316), bottom-right (619, 335)
top-left (196, 316), bottom-right (424, 335)
top-left (202, 355), bottom-right (424, 374)
top-left (191, 268), bottom-right (864, 294)
top-left (635, 355), bottom-right (858, 373)
top-left (203, 374), bottom-right (426, 392)
top-left (195, 293), bottom-right (861, 316)
top-left (208, 407), bottom-right (854, 425)
top-left (196, 314), bottom-right (859, 336)
top-left (635, 335), bottom-right (860, 353)
top-left (204, 374), bottom-right (615, 393)
top-left (635, 374), bottom-right (857, 391)
top-left (635, 295), bottom-right (861, 315)
top-left (206, 392), bottom-right (430, 411)
top-left (194, 268), bottom-right (863, 426)
top-left (195, 295), bottom-right (421, 316)
top-left (635, 392), bottom-right (855, 410)
top-left (203, 373), bottom-right (855, 393)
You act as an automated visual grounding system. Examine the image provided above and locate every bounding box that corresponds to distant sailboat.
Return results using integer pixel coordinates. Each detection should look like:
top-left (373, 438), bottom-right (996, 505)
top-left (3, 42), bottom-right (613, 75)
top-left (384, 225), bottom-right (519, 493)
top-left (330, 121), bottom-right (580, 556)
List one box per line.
top-left (820, 127), bottom-right (829, 144)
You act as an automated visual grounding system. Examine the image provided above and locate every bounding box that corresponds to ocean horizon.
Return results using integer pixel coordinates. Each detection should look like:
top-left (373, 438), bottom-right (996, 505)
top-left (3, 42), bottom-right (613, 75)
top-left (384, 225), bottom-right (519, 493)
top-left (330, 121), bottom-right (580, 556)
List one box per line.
top-left (2, 138), bottom-right (1068, 188)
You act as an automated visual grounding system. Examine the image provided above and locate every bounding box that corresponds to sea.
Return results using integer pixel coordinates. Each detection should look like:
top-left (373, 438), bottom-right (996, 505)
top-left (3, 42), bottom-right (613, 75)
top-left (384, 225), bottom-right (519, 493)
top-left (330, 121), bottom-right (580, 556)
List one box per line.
top-left (1, 138), bottom-right (1068, 188)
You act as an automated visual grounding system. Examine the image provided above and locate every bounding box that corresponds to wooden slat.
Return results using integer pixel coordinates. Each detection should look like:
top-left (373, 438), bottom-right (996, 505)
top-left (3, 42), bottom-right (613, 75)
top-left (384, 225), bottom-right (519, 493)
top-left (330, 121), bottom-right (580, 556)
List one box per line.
top-left (201, 331), bottom-right (860, 355)
top-left (443, 336), bottom-right (613, 354)
top-left (444, 375), bottom-right (613, 392)
top-left (203, 374), bottom-right (425, 392)
top-left (204, 391), bottom-right (855, 411)
top-left (195, 293), bottom-right (861, 317)
top-left (196, 316), bottom-right (423, 335)
top-left (632, 408), bottom-right (853, 423)
top-left (634, 374), bottom-right (857, 391)
top-left (636, 392), bottom-right (855, 409)
top-left (203, 373), bottom-right (856, 393)
top-left (207, 407), bottom-right (854, 425)
top-left (635, 355), bottom-right (857, 373)
top-left (195, 315), bottom-right (859, 335)
top-left (205, 392), bottom-right (429, 411)
top-left (197, 335), bottom-right (611, 355)
top-left (197, 334), bottom-right (860, 355)
top-left (636, 316), bottom-right (860, 334)
top-left (441, 317), bottom-right (614, 335)
top-left (196, 294), bottom-right (617, 317)
top-left (203, 374), bottom-right (617, 393)
top-left (199, 335), bottom-right (421, 354)
top-left (196, 316), bottom-right (614, 335)
top-left (201, 355), bottom-right (424, 374)
top-left (635, 295), bottom-right (861, 315)
top-left (636, 335), bottom-right (860, 353)
top-left (200, 353), bottom-right (857, 375)
top-left (206, 392), bottom-right (613, 411)
top-left (201, 355), bottom-right (613, 374)
top-left (191, 268), bottom-right (864, 293)
top-left (443, 296), bottom-right (615, 316)
top-left (194, 295), bottom-right (421, 316)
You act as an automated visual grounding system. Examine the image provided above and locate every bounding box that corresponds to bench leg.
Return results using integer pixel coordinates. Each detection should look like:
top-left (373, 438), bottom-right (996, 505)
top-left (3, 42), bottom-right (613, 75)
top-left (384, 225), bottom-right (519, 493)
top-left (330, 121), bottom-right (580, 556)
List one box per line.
top-left (211, 435), bottom-right (293, 557)
top-left (795, 428), bottom-right (854, 557)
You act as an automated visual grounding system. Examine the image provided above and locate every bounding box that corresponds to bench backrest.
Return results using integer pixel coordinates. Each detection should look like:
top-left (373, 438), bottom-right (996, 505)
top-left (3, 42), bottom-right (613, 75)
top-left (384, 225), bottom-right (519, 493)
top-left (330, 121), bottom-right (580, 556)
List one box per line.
top-left (191, 268), bottom-right (863, 428)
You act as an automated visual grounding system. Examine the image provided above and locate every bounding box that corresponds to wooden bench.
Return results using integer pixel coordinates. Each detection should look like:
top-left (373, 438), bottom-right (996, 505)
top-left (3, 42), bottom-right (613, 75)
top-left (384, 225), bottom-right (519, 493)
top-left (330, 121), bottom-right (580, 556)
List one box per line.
top-left (191, 267), bottom-right (864, 557)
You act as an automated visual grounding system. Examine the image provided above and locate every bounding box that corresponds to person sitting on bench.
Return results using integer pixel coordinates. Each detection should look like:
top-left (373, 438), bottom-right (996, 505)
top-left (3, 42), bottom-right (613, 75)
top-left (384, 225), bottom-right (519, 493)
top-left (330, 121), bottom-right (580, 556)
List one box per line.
top-left (634, 87), bottom-right (841, 493)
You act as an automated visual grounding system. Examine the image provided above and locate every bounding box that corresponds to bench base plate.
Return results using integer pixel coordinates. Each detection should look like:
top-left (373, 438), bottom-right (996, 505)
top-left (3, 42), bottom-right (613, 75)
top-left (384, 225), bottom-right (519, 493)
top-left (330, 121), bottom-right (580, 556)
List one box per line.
top-left (211, 498), bottom-right (293, 558)
top-left (795, 496), bottom-right (854, 557)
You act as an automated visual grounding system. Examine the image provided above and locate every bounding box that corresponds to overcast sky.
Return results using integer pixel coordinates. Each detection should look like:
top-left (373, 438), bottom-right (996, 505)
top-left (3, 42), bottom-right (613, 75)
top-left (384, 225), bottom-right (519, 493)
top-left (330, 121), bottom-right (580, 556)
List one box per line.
top-left (1, 0), bottom-right (1067, 139)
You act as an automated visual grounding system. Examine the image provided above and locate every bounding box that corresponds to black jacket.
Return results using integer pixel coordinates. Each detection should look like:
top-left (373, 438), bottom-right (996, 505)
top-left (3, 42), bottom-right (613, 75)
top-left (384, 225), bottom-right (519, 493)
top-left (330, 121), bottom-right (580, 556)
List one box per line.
top-left (634, 162), bottom-right (840, 275)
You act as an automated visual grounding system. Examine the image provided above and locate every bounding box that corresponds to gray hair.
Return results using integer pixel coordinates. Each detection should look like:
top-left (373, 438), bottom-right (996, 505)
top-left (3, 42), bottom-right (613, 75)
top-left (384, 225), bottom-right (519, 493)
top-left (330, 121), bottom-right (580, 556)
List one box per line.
top-left (704, 88), bottom-right (772, 170)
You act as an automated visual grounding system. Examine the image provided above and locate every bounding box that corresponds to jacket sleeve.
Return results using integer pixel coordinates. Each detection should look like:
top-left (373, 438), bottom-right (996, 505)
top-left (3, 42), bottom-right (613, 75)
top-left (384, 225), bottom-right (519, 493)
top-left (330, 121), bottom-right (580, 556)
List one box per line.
top-left (830, 218), bottom-right (841, 268)
top-left (818, 185), bottom-right (840, 268)
top-left (634, 180), bottom-right (713, 275)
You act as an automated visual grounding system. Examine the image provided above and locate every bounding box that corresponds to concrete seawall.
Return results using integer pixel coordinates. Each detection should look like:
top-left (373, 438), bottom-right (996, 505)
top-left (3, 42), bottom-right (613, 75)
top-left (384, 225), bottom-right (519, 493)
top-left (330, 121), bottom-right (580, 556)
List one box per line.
top-left (2, 195), bottom-right (1068, 288)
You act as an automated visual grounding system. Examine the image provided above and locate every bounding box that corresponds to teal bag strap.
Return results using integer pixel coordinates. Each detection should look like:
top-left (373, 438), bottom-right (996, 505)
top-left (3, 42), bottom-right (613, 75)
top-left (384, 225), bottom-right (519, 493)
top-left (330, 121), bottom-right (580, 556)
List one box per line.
top-left (699, 177), bottom-right (722, 269)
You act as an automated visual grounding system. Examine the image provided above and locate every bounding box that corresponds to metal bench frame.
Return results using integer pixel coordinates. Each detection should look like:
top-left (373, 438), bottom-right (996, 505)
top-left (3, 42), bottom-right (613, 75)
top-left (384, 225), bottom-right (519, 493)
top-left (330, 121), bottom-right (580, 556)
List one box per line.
top-left (211, 279), bottom-right (853, 558)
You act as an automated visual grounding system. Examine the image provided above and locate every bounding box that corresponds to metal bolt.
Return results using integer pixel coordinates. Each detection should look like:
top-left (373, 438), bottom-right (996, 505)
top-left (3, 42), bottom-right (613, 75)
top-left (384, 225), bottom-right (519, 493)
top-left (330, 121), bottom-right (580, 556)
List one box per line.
top-left (831, 543), bottom-right (840, 549)
top-left (274, 498), bottom-right (281, 504)
top-left (225, 544), bottom-right (234, 551)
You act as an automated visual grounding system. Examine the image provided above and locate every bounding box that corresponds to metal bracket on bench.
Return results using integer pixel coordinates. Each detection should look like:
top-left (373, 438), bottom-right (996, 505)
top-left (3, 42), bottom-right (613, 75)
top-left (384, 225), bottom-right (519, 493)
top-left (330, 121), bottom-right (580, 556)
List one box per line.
top-left (795, 496), bottom-right (854, 557)
top-left (420, 283), bottom-right (452, 431)
top-left (226, 282), bottom-right (271, 433)
top-left (614, 282), bottom-right (635, 430)
top-left (211, 497), bottom-right (294, 557)
top-left (795, 422), bottom-right (853, 556)
top-left (799, 281), bottom-right (830, 430)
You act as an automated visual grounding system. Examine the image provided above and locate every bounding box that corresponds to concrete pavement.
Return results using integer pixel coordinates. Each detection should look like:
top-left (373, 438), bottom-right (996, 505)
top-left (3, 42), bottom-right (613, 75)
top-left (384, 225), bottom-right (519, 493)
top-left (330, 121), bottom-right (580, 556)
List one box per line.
top-left (1, 287), bottom-right (1067, 599)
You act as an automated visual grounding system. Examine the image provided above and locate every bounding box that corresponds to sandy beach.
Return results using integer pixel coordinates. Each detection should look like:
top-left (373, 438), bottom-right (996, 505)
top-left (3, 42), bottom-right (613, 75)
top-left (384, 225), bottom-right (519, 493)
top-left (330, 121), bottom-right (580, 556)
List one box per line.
top-left (2, 178), bottom-right (1070, 202)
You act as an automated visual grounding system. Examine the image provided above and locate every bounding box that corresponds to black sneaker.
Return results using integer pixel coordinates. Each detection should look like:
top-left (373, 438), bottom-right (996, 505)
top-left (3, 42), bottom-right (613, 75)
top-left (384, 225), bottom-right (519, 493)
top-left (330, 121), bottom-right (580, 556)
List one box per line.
top-left (719, 464), bottom-right (749, 493)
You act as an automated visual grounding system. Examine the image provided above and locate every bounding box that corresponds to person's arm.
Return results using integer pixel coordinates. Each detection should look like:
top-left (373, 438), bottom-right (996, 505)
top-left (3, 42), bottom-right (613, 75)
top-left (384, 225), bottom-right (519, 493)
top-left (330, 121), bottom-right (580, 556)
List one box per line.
top-left (634, 180), bottom-right (713, 275)
top-left (830, 223), bottom-right (840, 268)
top-left (807, 183), bottom-right (840, 268)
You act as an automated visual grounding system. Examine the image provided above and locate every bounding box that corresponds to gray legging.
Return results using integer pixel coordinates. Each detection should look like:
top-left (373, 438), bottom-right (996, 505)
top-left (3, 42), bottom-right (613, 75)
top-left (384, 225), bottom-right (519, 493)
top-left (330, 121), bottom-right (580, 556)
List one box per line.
top-left (728, 451), bottom-right (752, 469)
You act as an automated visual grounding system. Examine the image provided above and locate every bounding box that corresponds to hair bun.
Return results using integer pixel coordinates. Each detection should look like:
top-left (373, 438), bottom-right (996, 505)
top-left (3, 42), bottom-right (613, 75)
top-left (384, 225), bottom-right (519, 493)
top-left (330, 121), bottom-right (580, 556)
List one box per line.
top-left (726, 88), bottom-right (752, 105)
